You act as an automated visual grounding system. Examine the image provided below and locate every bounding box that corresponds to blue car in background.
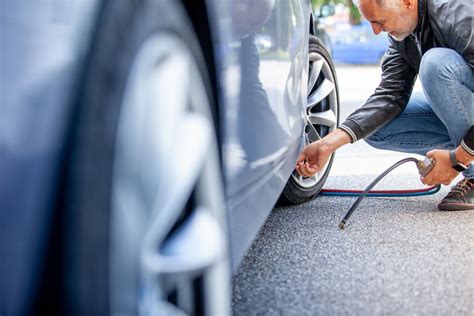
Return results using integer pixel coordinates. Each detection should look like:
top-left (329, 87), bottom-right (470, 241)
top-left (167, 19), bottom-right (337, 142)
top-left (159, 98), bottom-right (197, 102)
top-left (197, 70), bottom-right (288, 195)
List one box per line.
top-left (331, 21), bottom-right (389, 65)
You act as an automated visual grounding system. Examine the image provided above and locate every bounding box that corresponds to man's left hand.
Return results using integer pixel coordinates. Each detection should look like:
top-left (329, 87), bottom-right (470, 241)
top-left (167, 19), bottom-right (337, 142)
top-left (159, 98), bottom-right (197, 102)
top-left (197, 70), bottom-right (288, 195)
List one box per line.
top-left (421, 149), bottom-right (458, 186)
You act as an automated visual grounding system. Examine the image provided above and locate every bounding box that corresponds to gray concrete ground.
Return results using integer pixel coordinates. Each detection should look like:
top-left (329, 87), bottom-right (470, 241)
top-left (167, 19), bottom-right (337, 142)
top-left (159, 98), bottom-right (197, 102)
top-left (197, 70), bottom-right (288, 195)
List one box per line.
top-left (232, 65), bottom-right (474, 315)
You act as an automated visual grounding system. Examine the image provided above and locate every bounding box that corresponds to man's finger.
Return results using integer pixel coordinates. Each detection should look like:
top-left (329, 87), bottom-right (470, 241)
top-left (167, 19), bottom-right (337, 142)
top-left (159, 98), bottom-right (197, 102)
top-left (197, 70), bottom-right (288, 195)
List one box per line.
top-left (306, 163), bottom-right (319, 174)
top-left (420, 176), bottom-right (429, 185)
top-left (296, 152), bottom-right (306, 165)
top-left (296, 164), bottom-right (310, 177)
top-left (302, 162), bottom-right (318, 177)
top-left (296, 167), bottom-right (310, 177)
top-left (425, 150), bottom-right (437, 159)
top-left (295, 165), bottom-right (307, 177)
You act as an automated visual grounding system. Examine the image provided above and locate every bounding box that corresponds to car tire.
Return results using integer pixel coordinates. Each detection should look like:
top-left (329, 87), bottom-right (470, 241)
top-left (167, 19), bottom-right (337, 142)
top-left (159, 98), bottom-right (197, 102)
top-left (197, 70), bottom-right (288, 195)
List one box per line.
top-left (279, 35), bottom-right (340, 205)
top-left (43, 1), bottom-right (230, 315)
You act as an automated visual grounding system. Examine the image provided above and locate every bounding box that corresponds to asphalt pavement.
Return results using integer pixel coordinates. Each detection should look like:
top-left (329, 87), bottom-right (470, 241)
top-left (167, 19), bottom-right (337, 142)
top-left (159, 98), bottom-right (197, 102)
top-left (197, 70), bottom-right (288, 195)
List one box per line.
top-left (232, 65), bottom-right (474, 315)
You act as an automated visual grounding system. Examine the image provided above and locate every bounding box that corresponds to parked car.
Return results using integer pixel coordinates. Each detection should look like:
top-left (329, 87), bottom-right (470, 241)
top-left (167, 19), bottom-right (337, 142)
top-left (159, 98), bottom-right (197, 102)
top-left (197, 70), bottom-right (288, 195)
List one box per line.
top-left (0, 0), bottom-right (340, 315)
top-left (331, 21), bottom-right (389, 64)
top-left (313, 3), bottom-right (336, 53)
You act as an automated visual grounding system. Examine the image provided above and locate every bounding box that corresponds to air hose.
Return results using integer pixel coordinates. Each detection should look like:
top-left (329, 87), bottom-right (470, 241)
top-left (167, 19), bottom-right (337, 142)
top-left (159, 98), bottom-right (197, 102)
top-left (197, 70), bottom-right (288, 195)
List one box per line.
top-left (319, 157), bottom-right (441, 230)
top-left (320, 185), bottom-right (440, 197)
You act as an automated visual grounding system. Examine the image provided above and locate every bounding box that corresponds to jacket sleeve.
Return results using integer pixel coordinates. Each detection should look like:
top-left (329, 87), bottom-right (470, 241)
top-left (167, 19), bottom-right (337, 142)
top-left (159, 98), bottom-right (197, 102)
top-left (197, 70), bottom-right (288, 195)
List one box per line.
top-left (439, 0), bottom-right (474, 67)
top-left (339, 39), bottom-right (418, 142)
top-left (461, 126), bottom-right (474, 156)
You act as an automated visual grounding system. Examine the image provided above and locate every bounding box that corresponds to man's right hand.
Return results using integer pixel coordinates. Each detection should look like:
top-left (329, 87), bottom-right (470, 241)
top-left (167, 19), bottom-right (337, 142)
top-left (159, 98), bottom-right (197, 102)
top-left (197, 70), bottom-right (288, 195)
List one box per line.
top-left (295, 128), bottom-right (352, 177)
top-left (295, 140), bottom-right (333, 177)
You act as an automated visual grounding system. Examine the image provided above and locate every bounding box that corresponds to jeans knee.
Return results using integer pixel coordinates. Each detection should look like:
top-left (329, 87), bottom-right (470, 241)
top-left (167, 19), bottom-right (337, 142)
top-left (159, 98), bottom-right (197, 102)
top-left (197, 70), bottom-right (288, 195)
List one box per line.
top-left (419, 48), bottom-right (462, 84)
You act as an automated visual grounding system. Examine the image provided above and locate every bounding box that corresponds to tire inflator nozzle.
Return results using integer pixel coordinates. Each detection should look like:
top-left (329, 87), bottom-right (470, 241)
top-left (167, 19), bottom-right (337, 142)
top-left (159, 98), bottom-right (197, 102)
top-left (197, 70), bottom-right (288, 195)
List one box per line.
top-left (417, 156), bottom-right (436, 177)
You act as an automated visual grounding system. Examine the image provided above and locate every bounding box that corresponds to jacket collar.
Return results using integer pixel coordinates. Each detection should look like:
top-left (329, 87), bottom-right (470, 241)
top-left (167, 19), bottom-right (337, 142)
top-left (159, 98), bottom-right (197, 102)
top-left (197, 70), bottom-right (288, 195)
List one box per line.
top-left (414, 0), bottom-right (426, 35)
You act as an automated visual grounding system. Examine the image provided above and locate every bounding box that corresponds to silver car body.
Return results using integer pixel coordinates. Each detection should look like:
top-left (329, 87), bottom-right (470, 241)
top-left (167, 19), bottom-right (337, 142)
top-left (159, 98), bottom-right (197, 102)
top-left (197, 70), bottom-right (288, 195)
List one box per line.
top-left (208, 0), bottom-right (310, 269)
top-left (1, 0), bottom-right (317, 313)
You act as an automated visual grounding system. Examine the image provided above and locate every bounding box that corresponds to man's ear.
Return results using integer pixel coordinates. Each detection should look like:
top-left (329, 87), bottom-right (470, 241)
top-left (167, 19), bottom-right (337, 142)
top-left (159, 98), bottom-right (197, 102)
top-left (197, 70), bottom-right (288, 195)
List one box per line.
top-left (401, 0), bottom-right (416, 9)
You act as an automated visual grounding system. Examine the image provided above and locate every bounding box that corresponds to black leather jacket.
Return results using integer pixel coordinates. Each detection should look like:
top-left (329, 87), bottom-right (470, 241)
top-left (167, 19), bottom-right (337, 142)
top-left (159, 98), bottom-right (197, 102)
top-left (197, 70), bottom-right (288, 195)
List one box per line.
top-left (340, 0), bottom-right (474, 152)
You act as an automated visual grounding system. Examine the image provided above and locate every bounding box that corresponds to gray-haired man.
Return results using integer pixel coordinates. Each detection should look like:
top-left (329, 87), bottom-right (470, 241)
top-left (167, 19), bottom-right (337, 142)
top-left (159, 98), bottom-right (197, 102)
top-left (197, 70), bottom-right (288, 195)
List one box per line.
top-left (297, 0), bottom-right (473, 210)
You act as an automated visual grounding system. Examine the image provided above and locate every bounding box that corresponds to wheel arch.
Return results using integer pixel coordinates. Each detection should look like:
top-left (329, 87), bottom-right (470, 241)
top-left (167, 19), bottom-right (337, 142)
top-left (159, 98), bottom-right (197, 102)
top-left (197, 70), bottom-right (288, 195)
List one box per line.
top-left (309, 10), bottom-right (316, 36)
top-left (181, 2), bottom-right (222, 144)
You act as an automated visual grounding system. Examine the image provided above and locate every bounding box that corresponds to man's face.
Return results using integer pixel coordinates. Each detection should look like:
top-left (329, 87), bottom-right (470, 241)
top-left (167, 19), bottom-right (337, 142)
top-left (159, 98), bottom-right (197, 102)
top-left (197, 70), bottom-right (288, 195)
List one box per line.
top-left (358, 0), bottom-right (418, 41)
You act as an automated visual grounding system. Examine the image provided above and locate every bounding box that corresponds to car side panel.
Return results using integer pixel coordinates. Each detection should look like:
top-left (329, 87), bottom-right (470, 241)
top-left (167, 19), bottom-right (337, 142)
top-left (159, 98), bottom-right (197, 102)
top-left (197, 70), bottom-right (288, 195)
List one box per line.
top-left (207, 0), bottom-right (310, 270)
top-left (0, 1), bottom-right (99, 313)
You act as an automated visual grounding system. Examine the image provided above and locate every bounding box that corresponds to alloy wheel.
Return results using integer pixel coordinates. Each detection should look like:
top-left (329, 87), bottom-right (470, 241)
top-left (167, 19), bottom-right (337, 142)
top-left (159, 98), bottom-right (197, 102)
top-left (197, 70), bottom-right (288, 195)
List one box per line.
top-left (291, 50), bottom-right (339, 189)
top-left (110, 33), bottom-right (230, 315)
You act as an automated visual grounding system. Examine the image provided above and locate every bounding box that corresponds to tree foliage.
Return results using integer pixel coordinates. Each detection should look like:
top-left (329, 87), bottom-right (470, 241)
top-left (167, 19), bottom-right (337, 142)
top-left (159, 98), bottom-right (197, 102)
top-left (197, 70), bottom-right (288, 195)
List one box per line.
top-left (311, 0), bottom-right (362, 25)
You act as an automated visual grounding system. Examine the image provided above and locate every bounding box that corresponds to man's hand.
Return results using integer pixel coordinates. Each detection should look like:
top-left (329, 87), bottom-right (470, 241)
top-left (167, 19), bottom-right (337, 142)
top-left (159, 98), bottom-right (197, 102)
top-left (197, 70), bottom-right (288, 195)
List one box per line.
top-left (295, 140), bottom-right (333, 177)
top-left (422, 146), bottom-right (473, 185)
top-left (422, 149), bottom-right (458, 185)
top-left (295, 129), bottom-right (351, 177)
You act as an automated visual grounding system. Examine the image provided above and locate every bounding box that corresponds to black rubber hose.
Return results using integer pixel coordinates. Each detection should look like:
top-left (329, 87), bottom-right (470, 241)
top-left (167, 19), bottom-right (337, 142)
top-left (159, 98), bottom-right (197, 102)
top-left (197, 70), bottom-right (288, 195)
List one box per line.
top-left (338, 157), bottom-right (421, 230)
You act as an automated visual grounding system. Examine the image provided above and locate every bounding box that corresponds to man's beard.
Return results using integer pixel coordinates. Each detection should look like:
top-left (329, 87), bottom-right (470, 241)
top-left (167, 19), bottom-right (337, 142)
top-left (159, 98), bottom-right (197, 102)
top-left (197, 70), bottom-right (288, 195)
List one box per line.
top-left (389, 12), bottom-right (418, 41)
top-left (390, 31), bottom-right (411, 41)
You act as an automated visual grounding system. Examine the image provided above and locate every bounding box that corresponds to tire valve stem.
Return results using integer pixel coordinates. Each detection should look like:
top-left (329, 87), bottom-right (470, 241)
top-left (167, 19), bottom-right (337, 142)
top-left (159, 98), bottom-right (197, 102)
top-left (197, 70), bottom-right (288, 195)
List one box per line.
top-left (338, 157), bottom-right (436, 230)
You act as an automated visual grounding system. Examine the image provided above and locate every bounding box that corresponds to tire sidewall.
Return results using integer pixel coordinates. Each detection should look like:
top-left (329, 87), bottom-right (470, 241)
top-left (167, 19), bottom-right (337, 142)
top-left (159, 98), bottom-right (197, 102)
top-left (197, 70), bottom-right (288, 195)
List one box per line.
top-left (280, 35), bottom-right (339, 205)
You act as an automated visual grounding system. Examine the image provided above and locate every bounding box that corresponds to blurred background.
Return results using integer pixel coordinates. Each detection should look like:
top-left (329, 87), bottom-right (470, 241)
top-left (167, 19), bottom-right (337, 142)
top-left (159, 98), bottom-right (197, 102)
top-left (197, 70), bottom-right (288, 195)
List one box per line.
top-left (312, 0), bottom-right (389, 65)
top-left (253, 0), bottom-right (390, 65)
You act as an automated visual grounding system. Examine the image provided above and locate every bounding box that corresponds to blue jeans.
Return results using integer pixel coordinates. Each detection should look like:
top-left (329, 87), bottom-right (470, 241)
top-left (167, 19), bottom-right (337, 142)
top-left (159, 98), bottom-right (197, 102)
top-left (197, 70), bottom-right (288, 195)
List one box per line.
top-left (365, 48), bottom-right (474, 178)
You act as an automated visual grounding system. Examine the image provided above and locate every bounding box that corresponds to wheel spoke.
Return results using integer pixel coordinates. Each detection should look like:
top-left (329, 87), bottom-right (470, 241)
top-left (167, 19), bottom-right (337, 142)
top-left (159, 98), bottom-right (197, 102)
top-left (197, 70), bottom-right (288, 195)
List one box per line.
top-left (307, 78), bottom-right (335, 108)
top-left (292, 39), bottom-right (340, 190)
top-left (304, 132), bottom-right (311, 146)
top-left (306, 122), bottom-right (321, 142)
top-left (308, 109), bottom-right (337, 128)
top-left (308, 59), bottom-right (323, 92)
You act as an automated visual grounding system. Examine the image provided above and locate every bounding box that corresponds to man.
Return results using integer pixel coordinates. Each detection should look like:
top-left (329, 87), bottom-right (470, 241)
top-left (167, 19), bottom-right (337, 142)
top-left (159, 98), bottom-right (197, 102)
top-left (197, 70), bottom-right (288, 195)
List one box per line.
top-left (296, 0), bottom-right (473, 210)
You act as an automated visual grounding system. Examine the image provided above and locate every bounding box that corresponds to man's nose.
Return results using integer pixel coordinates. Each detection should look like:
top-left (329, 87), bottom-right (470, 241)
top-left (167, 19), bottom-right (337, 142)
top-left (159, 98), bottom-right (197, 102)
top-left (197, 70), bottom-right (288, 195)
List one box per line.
top-left (371, 23), bottom-right (382, 35)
